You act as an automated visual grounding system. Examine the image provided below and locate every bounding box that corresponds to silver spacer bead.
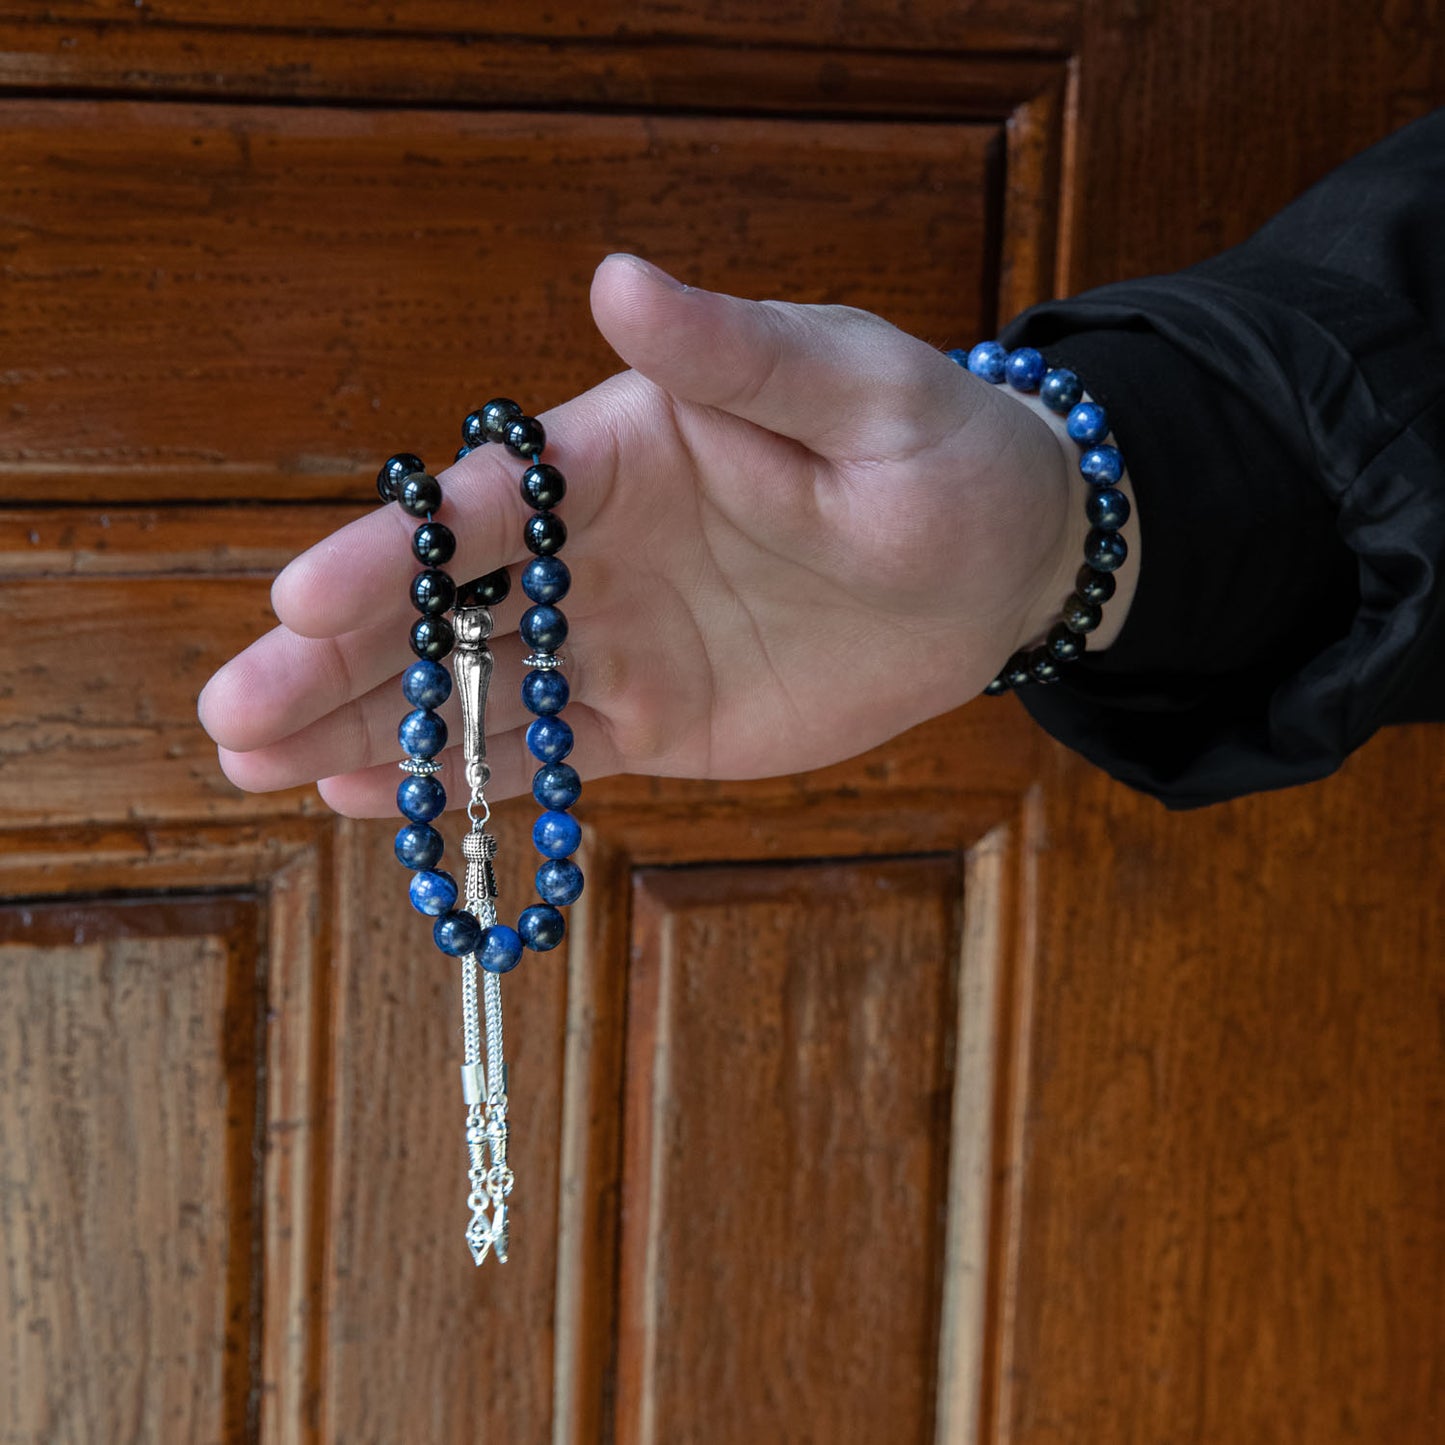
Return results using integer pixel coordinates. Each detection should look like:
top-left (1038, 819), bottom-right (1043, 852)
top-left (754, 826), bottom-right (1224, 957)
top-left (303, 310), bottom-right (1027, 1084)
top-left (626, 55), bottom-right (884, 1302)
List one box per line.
top-left (461, 831), bottom-right (499, 861)
top-left (524, 651), bottom-right (566, 670)
top-left (399, 757), bottom-right (443, 776)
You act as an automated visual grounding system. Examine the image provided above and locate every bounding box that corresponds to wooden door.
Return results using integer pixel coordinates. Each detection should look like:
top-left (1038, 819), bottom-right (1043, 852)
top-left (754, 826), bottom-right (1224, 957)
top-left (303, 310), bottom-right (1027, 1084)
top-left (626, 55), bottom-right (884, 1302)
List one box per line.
top-left (0, 5), bottom-right (1440, 1443)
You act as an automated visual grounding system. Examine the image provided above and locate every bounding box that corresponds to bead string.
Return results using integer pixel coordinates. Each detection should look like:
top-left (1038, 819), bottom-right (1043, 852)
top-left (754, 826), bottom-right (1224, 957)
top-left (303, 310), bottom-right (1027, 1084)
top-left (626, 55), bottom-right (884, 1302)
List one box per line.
top-left (378, 397), bottom-right (584, 1265)
top-left (946, 342), bottom-right (1130, 691)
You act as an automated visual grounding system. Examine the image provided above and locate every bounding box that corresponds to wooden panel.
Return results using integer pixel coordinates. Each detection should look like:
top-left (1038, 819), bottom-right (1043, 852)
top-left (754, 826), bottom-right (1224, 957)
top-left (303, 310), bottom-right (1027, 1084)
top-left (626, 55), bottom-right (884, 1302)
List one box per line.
top-left (0, 102), bottom-right (1006, 504)
top-left (0, 896), bottom-right (262, 1445)
top-left (617, 855), bottom-right (965, 1444)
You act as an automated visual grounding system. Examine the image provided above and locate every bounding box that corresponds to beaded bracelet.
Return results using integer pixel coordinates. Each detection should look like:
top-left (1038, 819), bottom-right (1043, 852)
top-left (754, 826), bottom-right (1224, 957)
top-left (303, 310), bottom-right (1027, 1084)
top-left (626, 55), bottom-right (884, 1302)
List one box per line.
top-left (946, 342), bottom-right (1130, 692)
top-left (377, 397), bottom-right (581, 1266)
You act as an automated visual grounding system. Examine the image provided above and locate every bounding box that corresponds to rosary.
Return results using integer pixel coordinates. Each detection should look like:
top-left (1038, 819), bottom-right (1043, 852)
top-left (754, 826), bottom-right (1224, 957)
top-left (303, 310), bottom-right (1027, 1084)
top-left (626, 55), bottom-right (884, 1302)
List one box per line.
top-left (377, 398), bottom-right (581, 1266)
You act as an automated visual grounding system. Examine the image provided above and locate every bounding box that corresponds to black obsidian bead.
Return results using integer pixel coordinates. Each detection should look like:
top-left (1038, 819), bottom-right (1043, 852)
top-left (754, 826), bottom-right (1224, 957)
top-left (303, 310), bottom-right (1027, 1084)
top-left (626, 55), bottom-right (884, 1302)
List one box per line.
top-left (1084, 528), bottom-right (1128, 573)
top-left (1002, 651), bottom-right (1033, 689)
top-left (524, 511), bottom-right (567, 556)
top-left (480, 398), bottom-right (522, 443)
top-left (377, 452), bottom-right (425, 503)
top-left (1061, 592), bottom-right (1103, 634)
top-left (982, 676), bottom-right (1011, 696)
top-left (456, 568), bottom-right (511, 607)
top-left (410, 568), bottom-right (457, 616)
top-left (1085, 486), bottom-right (1131, 531)
top-left (504, 415), bottom-right (547, 459)
top-left (410, 615), bottom-right (455, 661)
top-left (1027, 648), bottom-right (1062, 683)
top-left (461, 410), bottom-right (493, 448)
top-left (399, 471), bottom-right (442, 518)
top-left (412, 521), bottom-right (456, 567)
top-left (520, 604), bottom-right (568, 652)
top-left (455, 444), bottom-right (477, 464)
top-left (1075, 563), bottom-right (1117, 605)
top-left (1046, 621), bottom-right (1085, 661)
top-left (520, 463), bottom-right (566, 511)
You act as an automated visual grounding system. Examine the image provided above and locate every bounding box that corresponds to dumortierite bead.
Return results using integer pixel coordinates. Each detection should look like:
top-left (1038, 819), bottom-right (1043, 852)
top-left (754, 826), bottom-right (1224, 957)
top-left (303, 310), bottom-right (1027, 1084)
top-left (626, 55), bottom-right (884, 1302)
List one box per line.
top-left (1062, 593), bottom-right (1103, 634)
top-left (533, 810), bottom-right (582, 859)
top-left (520, 463), bottom-right (566, 510)
top-left (378, 452), bottom-right (425, 503)
top-left (395, 822), bottom-right (445, 871)
top-left (1076, 564), bottom-right (1117, 605)
top-left (519, 904), bottom-right (565, 952)
top-left (1066, 403), bottom-right (1109, 446)
top-left (397, 775), bottom-right (446, 823)
top-left (504, 415), bottom-right (546, 459)
top-left (536, 858), bottom-right (584, 906)
top-left (1046, 622), bottom-right (1085, 662)
top-left (435, 910), bottom-right (483, 957)
top-left (410, 568), bottom-right (457, 615)
top-left (1040, 368), bottom-right (1083, 414)
top-left (480, 398), bottom-right (522, 443)
top-left (409, 869), bottom-right (458, 916)
top-left (526, 716), bottom-right (574, 763)
top-left (400, 471), bottom-right (442, 518)
top-left (965, 341), bottom-right (1008, 383)
top-left (1085, 487), bottom-right (1130, 531)
top-left (533, 763), bottom-right (582, 811)
top-left (410, 615), bottom-right (455, 661)
top-left (402, 658), bottom-right (452, 709)
top-left (411, 521), bottom-right (456, 568)
top-left (1079, 445), bottom-right (1124, 486)
top-left (1005, 347), bottom-right (1046, 391)
top-left (456, 569), bottom-right (511, 607)
top-left (522, 668), bottom-right (569, 715)
top-left (524, 511), bottom-right (567, 556)
top-left (398, 707), bottom-right (447, 758)
top-left (522, 555), bottom-right (570, 604)
top-left (1084, 528), bottom-right (1128, 572)
top-left (479, 924), bottom-right (524, 974)
top-left (520, 604), bottom-right (568, 652)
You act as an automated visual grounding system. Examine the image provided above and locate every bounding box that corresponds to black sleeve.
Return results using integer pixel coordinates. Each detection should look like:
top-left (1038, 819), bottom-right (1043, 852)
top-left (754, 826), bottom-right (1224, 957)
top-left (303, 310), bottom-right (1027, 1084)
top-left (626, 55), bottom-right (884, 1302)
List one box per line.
top-left (997, 107), bottom-right (1445, 810)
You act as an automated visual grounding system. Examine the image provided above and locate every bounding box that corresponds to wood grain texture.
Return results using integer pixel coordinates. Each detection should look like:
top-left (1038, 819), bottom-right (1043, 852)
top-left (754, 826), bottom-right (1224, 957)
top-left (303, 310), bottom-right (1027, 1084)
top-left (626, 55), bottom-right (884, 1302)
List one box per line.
top-left (617, 856), bottom-right (964, 1445)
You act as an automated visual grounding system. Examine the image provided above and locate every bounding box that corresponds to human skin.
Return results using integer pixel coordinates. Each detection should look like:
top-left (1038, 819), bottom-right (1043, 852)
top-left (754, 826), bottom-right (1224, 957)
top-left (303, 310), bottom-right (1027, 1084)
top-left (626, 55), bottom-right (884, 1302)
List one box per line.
top-left (198, 254), bottom-right (1139, 814)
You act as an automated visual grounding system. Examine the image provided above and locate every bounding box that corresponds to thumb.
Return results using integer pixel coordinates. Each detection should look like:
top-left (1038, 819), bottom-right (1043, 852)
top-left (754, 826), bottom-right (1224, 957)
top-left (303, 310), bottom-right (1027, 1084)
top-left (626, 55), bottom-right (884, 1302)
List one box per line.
top-left (589, 253), bottom-right (974, 460)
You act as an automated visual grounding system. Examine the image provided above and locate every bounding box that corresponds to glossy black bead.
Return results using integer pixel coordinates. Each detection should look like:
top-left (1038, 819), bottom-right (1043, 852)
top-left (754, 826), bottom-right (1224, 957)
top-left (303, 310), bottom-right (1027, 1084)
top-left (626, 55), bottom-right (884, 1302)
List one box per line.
top-left (520, 463), bottom-right (566, 510)
top-left (410, 614), bottom-right (455, 661)
top-left (1084, 528), bottom-right (1128, 573)
top-left (412, 521), bottom-right (456, 568)
top-left (480, 398), bottom-right (522, 442)
top-left (1075, 564), bottom-right (1117, 605)
top-left (377, 452), bottom-right (425, 503)
top-left (524, 511), bottom-right (567, 556)
top-left (1027, 648), bottom-right (1062, 683)
top-left (455, 444), bottom-right (477, 464)
top-left (461, 410), bottom-right (493, 448)
top-left (1046, 621), bottom-right (1085, 661)
top-left (1085, 486), bottom-right (1131, 531)
top-left (456, 568), bottom-right (511, 607)
top-left (1061, 592), bottom-right (1103, 634)
top-left (1002, 651), bottom-right (1033, 689)
top-left (504, 415), bottom-right (547, 459)
top-left (399, 471), bottom-right (442, 518)
top-left (520, 604), bottom-right (568, 652)
top-left (410, 568), bottom-right (457, 616)
top-left (982, 676), bottom-right (1011, 696)
top-left (522, 555), bottom-right (570, 604)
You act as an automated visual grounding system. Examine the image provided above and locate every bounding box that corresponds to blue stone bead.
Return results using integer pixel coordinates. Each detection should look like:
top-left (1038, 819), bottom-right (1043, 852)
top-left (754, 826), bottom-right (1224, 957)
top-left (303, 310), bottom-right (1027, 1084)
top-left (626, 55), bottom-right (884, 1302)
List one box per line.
top-left (1079, 445), bottom-right (1124, 486)
top-left (944, 347), bottom-right (970, 369)
top-left (533, 763), bottom-right (582, 811)
top-left (533, 810), bottom-right (582, 859)
top-left (522, 555), bottom-right (571, 604)
top-left (526, 716), bottom-right (574, 763)
top-left (394, 822), bottom-right (444, 871)
top-left (409, 869), bottom-right (458, 916)
top-left (398, 707), bottom-right (447, 759)
top-left (965, 341), bottom-right (1008, 384)
top-left (536, 858), bottom-right (584, 906)
top-left (479, 924), bottom-right (524, 974)
top-left (520, 604), bottom-right (568, 653)
top-left (434, 909), bottom-right (483, 957)
top-left (1040, 368), bottom-right (1083, 414)
top-left (522, 668), bottom-right (569, 716)
top-left (1085, 486), bottom-right (1131, 531)
top-left (519, 904), bottom-right (566, 952)
top-left (1084, 528), bottom-right (1128, 572)
top-left (402, 659), bottom-right (452, 710)
top-left (397, 775), bottom-right (446, 823)
top-left (1066, 402), bottom-right (1109, 446)
top-left (1005, 347), bottom-right (1046, 391)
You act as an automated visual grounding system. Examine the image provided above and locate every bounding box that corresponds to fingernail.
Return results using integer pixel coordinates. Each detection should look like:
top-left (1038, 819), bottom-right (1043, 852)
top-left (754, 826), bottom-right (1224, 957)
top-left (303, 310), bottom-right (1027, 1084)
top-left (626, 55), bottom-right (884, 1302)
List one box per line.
top-left (605, 253), bottom-right (688, 292)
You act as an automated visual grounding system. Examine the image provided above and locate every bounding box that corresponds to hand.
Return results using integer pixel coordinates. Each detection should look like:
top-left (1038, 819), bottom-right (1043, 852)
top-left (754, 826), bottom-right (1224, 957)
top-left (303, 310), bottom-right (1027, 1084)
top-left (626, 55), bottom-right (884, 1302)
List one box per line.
top-left (199, 255), bottom-right (1123, 816)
